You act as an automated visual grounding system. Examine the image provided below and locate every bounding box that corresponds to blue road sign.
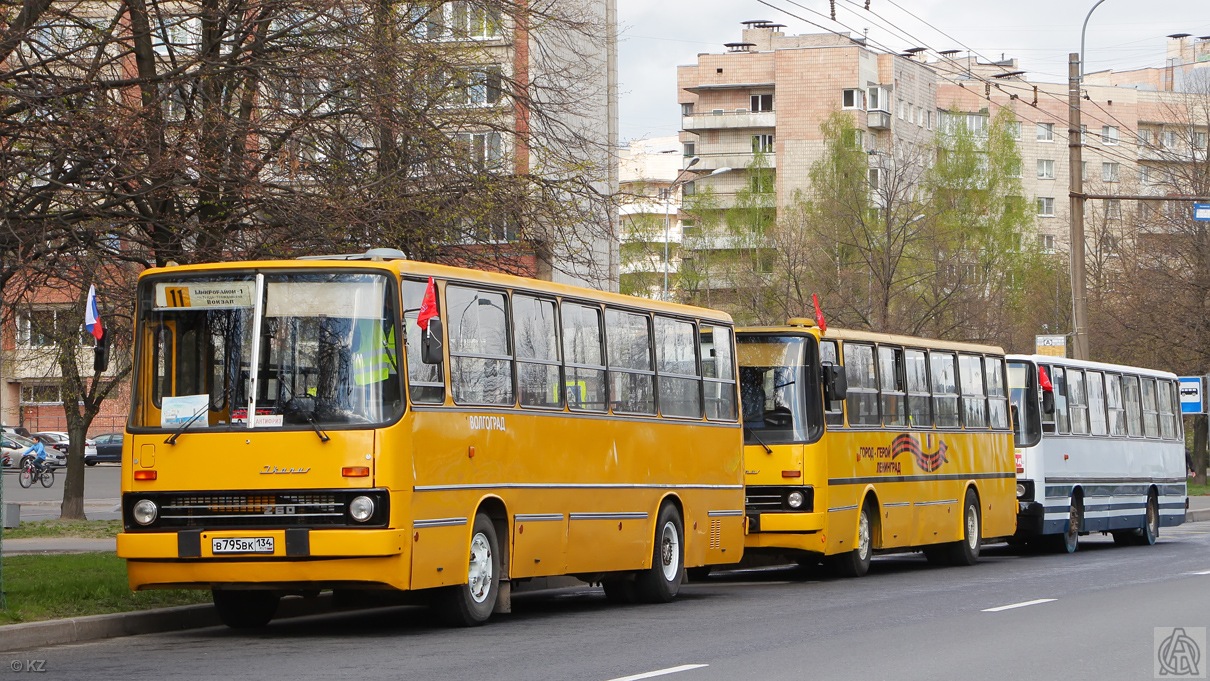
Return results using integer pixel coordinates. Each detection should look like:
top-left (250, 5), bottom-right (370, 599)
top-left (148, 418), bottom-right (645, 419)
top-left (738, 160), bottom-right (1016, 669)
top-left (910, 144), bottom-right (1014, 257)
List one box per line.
top-left (1179, 376), bottom-right (1204, 414)
top-left (1195, 203), bottom-right (1210, 221)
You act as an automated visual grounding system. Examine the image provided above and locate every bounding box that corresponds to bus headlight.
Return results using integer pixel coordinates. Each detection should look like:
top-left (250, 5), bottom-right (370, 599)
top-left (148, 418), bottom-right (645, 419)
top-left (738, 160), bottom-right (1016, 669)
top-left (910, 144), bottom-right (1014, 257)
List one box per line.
top-left (1016, 483), bottom-right (1027, 499)
top-left (786, 490), bottom-right (806, 509)
top-left (349, 496), bottom-right (375, 522)
top-left (132, 499), bottom-right (158, 526)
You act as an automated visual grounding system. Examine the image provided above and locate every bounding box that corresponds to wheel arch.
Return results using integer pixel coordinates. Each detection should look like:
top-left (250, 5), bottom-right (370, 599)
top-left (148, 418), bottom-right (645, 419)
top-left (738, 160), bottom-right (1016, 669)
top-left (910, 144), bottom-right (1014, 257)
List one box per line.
top-left (475, 495), bottom-right (510, 581)
top-left (860, 486), bottom-right (882, 549)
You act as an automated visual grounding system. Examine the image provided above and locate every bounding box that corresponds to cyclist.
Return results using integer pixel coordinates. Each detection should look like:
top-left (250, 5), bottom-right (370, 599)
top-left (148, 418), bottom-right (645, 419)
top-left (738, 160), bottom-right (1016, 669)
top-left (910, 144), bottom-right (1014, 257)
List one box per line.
top-left (22, 438), bottom-right (49, 473)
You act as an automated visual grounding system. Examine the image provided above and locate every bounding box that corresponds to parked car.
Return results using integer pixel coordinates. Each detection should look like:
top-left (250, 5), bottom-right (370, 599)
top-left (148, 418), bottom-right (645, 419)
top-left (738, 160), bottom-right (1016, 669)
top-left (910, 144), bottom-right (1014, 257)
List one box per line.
top-left (31, 431), bottom-right (90, 466)
top-left (87, 432), bottom-right (123, 465)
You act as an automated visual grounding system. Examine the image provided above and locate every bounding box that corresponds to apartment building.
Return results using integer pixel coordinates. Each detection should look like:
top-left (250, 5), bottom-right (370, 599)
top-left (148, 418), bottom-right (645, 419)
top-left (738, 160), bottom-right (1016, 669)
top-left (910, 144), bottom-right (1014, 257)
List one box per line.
top-left (617, 136), bottom-right (688, 298)
top-left (676, 23), bottom-right (1210, 273)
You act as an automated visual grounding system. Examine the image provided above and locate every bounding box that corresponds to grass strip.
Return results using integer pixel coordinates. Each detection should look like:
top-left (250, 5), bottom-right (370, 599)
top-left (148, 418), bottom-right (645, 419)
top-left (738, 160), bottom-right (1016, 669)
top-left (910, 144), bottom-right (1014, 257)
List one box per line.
top-left (0, 553), bottom-right (209, 626)
top-left (4, 519), bottom-right (121, 539)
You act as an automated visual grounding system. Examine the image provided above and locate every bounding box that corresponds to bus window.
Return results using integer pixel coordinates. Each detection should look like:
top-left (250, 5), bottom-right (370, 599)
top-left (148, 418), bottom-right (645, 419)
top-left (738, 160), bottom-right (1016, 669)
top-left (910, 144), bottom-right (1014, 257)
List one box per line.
top-left (606, 308), bottom-right (655, 415)
top-left (561, 301), bottom-right (607, 412)
top-left (1159, 380), bottom-right (1178, 440)
top-left (404, 278), bottom-right (445, 404)
top-left (514, 295), bottom-right (561, 409)
top-left (1123, 374), bottom-right (1142, 437)
top-left (1051, 366), bottom-right (1070, 434)
top-left (1068, 370), bottom-right (1089, 435)
top-left (1105, 374), bottom-right (1127, 436)
top-left (985, 357), bottom-right (1008, 429)
top-left (1007, 361), bottom-right (1041, 447)
top-left (905, 349), bottom-right (931, 427)
top-left (959, 354), bottom-right (987, 428)
top-left (700, 324), bottom-right (738, 421)
top-left (448, 286), bottom-right (513, 406)
top-left (930, 351), bottom-right (960, 429)
top-left (878, 346), bottom-right (906, 427)
top-left (1141, 378), bottom-right (1159, 437)
top-left (820, 340), bottom-right (844, 426)
top-left (655, 316), bottom-right (701, 418)
top-left (1087, 371), bottom-right (1107, 436)
top-left (843, 343), bottom-right (879, 426)
top-left (736, 334), bottom-right (815, 442)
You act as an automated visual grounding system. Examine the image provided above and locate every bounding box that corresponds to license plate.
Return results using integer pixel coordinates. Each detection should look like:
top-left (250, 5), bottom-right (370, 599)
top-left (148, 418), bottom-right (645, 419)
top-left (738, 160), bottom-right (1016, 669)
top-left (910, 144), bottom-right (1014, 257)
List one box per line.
top-left (211, 537), bottom-right (275, 554)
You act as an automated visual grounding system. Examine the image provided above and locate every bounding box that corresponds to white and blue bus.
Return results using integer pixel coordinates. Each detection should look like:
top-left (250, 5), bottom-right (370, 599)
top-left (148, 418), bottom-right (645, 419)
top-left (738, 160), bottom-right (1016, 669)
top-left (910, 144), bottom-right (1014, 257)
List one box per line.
top-left (1007, 355), bottom-right (1187, 552)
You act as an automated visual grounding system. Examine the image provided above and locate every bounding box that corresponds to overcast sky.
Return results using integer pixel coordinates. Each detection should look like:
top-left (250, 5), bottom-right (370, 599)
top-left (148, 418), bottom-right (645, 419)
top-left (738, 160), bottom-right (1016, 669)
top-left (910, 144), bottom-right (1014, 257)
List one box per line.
top-left (616, 0), bottom-right (1210, 143)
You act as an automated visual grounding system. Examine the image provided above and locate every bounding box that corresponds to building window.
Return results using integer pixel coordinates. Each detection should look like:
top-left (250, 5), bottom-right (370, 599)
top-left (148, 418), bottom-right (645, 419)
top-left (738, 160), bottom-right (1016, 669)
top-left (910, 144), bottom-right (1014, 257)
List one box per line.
top-left (868, 167), bottom-right (882, 190)
top-left (453, 131), bottom-right (504, 169)
top-left (153, 16), bottom-right (201, 56)
top-left (867, 86), bottom-right (889, 112)
top-left (1140, 165), bottom-right (1152, 184)
top-left (15, 309), bottom-right (89, 348)
top-left (462, 67), bottom-right (502, 106)
top-left (1039, 234), bottom-right (1056, 254)
top-left (752, 134), bottom-right (774, 153)
top-left (925, 110), bottom-right (933, 130)
top-left (897, 100), bottom-right (905, 119)
top-left (1037, 159), bottom-right (1055, 179)
top-left (1102, 162), bottom-right (1119, 183)
top-left (1140, 128), bottom-right (1154, 147)
top-left (750, 93), bottom-right (773, 112)
top-left (1197, 131), bottom-right (1208, 151)
top-left (1162, 130), bottom-right (1178, 149)
top-left (848, 129), bottom-right (864, 151)
top-left (21, 384), bottom-right (63, 405)
top-left (683, 142), bottom-right (695, 157)
top-left (1106, 199), bottom-right (1122, 220)
top-left (1007, 121), bottom-right (1022, 140)
top-left (1007, 160), bottom-right (1022, 178)
top-left (681, 103), bottom-right (693, 116)
top-left (1037, 197), bottom-right (1055, 216)
top-left (1101, 125), bottom-right (1119, 145)
top-left (842, 89), bottom-right (864, 110)
top-left (1037, 122), bottom-right (1054, 142)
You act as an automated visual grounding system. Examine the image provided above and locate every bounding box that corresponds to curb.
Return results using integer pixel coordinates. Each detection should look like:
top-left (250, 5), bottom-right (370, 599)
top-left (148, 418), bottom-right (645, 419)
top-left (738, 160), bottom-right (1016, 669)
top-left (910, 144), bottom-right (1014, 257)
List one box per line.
top-left (1188, 508), bottom-right (1210, 523)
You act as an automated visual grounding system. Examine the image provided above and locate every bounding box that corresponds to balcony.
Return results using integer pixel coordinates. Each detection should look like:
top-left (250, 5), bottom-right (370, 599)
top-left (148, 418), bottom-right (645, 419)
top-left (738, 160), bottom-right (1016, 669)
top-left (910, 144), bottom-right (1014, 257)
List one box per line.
top-left (693, 152), bottom-right (775, 172)
top-left (683, 110), bottom-right (776, 131)
top-left (867, 110), bottom-right (892, 130)
top-left (1138, 146), bottom-right (1204, 163)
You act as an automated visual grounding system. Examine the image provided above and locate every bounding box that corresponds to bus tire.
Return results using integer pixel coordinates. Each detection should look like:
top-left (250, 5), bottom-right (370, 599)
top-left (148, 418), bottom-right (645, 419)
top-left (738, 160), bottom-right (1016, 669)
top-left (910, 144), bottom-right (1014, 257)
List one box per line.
top-left (634, 503), bottom-right (685, 603)
top-left (212, 589), bottom-right (279, 629)
top-left (1050, 498), bottom-right (1081, 554)
top-left (832, 502), bottom-right (873, 578)
top-left (1136, 491), bottom-right (1160, 546)
top-left (436, 513), bottom-right (500, 626)
top-left (946, 489), bottom-right (981, 566)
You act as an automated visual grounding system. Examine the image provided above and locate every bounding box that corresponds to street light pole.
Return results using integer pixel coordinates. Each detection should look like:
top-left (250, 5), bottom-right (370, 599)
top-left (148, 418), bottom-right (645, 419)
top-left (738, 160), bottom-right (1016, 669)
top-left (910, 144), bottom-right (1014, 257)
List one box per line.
top-left (660, 162), bottom-right (733, 301)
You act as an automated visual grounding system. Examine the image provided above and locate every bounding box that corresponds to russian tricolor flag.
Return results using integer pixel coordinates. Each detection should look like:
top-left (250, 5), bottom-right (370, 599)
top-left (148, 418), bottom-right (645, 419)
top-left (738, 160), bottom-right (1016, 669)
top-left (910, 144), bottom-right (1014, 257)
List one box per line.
top-left (85, 285), bottom-right (103, 341)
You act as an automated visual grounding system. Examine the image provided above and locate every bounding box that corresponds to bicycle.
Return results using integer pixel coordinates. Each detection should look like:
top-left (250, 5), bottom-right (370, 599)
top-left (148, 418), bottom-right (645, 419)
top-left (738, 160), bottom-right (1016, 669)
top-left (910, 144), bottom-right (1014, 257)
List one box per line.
top-left (18, 459), bottom-right (54, 488)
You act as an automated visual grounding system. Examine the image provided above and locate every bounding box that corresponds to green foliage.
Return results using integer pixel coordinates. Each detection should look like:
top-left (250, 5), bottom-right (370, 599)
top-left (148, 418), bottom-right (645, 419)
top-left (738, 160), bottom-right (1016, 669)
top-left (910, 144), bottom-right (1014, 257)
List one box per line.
top-left (4, 519), bottom-right (121, 540)
top-left (0, 553), bottom-right (209, 625)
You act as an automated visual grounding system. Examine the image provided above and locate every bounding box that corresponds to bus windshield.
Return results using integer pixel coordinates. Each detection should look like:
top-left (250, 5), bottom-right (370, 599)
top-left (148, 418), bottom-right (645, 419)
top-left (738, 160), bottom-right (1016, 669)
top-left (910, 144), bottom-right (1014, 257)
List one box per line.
top-left (737, 335), bottom-right (820, 444)
top-left (133, 271), bottom-right (402, 431)
top-left (1008, 361), bottom-right (1041, 448)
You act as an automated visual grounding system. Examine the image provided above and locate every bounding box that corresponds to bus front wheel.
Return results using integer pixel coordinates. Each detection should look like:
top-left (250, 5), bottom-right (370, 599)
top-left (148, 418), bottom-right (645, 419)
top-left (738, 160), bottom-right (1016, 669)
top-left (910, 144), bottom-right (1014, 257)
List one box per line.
top-left (435, 513), bottom-right (500, 626)
top-left (634, 503), bottom-right (685, 603)
top-left (212, 589), bottom-right (279, 629)
top-left (832, 502), bottom-right (873, 578)
top-left (946, 489), bottom-right (981, 566)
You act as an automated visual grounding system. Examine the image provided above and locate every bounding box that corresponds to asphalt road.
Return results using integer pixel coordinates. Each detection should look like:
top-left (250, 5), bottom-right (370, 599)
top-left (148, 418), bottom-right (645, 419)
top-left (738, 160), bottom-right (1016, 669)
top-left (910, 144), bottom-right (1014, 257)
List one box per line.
top-left (6, 524), bottom-right (1208, 681)
top-left (0, 463), bottom-right (121, 521)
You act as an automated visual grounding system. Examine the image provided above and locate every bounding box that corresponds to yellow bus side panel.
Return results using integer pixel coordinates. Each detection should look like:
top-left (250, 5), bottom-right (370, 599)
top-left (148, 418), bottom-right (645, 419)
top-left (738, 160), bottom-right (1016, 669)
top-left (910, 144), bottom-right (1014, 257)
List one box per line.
top-left (510, 518), bottom-right (568, 578)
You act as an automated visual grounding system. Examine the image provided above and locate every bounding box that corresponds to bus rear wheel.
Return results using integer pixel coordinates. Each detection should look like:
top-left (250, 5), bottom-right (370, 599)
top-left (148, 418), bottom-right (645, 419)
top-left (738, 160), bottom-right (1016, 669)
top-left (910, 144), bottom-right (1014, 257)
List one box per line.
top-left (634, 503), bottom-right (684, 603)
top-left (832, 502), bottom-right (873, 578)
top-left (212, 589), bottom-right (280, 629)
top-left (1049, 498), bottom-right (1081, 554)
top-left (435, 513), bottom-right (500, 626)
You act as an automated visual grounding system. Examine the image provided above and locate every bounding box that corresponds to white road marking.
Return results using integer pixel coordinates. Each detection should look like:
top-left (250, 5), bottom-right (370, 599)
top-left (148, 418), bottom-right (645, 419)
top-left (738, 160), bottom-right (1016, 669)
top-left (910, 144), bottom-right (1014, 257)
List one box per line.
top-left (982, 598), bottom-right (1057, 612)
top-left (1187, 570), bottom-right (1210, 575)
top-left (606, 664), bottom-right (709, 681)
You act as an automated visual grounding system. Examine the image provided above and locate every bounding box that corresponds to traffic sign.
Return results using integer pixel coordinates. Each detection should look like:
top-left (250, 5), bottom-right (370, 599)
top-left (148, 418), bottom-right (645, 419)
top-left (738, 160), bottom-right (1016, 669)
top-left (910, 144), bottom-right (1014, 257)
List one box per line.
top-left (1195, 203), bottom-right (1210, 221)
top-left (1179, 376), bottom-right (1204, 414)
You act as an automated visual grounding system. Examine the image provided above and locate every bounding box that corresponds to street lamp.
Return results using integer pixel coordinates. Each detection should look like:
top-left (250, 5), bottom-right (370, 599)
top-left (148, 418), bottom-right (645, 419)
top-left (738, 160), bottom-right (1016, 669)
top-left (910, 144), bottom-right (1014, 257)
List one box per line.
top-left (661, 162), bottom-right (732, 300)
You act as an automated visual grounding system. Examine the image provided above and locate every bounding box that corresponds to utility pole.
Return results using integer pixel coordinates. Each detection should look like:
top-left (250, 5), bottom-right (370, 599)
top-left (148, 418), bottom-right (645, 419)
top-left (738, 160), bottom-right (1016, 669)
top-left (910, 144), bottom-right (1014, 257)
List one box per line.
top-left (1068, 52), bottom-right (1090, 360)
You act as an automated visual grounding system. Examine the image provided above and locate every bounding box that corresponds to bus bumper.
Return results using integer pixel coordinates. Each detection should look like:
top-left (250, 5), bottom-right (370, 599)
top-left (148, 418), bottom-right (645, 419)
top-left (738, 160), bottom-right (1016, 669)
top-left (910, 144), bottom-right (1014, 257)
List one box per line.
top-left (118, 529), bottom-right (410, 591)
top-left (1014, 501), bottom-right (1045, 537)
top-left (747, 511), bottom-right (825, 533)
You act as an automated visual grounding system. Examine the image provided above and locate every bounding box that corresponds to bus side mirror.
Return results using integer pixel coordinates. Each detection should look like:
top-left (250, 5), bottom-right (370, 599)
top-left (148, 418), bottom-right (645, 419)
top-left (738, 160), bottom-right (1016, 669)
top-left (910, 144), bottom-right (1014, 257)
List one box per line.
top-left (822, 362), bottom-right (847, 401)
top-left (94, 330), bottom-right (111, 373)
top-left (1042, 389), bottom-right (1055, 415)
top-left (421, 317), bottom-right (444, 365)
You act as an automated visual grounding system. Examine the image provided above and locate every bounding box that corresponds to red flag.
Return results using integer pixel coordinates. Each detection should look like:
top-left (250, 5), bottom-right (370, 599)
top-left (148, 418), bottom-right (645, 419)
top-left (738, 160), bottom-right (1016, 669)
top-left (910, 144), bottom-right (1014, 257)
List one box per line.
top-left (417, 277), bottom-right (438, 331)
top-left (812, 293), bottom-right (828, 333)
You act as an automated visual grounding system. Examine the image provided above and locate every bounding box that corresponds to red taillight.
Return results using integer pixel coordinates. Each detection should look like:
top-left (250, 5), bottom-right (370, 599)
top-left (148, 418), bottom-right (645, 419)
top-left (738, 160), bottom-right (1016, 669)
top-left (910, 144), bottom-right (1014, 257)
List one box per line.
top-left (781, 470), bottom-right (802, 478)
top-left (133, 470), bottom-right (157, 480)
top-left (342, 466), bottom-right (370, 478)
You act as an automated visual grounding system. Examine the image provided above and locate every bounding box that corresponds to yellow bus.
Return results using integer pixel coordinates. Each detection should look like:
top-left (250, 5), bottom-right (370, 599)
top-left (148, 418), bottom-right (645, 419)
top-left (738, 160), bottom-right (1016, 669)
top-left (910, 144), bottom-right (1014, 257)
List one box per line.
top-left (116, 249), bottom-right (745, 627)
top-left (737, 320), bottom-right (1016, 576)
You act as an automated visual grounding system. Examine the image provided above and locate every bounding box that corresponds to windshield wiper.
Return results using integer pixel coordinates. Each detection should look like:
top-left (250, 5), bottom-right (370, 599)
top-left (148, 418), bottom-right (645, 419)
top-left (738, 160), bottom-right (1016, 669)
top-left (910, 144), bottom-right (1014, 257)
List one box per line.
top-left (164, 405), bottom-right (209, 445)
top-left (744, 426), bottom-right (773, 454)
top-left (302, 411), bottom-right (330, 443)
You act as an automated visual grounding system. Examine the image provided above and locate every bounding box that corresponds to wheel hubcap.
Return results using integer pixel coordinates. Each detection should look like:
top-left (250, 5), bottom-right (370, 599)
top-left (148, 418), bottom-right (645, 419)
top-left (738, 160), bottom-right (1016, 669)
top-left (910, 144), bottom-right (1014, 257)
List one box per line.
top-left (1148, 499), bottom-right (1158, 535)
top-left (857, 511), bottom-right (870, 560)
top-left (659, 520), bottom-right (680, 581)
top-left (467, 532), bottom-right (493, 604)
top-left (966, 504), bottom-right (978, 550)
